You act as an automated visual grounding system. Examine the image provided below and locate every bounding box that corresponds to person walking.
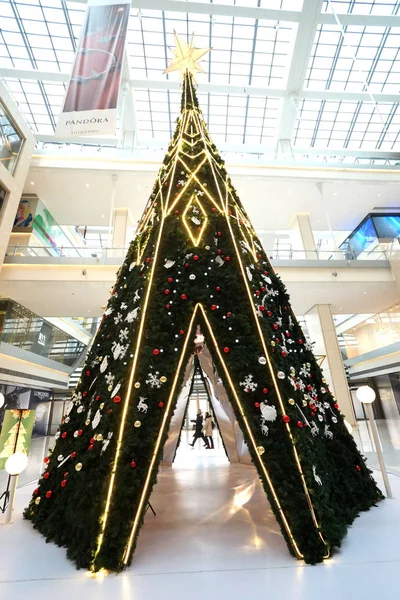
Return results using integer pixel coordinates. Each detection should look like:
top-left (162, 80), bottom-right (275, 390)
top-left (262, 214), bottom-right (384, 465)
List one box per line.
top-left (189, 409), bottom-right (208, 448)
top-left (204, 412), bottom-right (214, 449)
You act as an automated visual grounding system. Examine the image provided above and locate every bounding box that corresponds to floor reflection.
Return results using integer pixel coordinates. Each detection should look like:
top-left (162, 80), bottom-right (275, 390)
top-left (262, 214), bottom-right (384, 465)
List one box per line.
top-left (353, 418), bottom-right (400, 476)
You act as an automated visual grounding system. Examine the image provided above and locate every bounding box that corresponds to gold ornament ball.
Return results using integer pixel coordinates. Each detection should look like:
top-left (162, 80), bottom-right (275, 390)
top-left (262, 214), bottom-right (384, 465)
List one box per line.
top-left (85, 419), bottom-right (90, 426)
top-left (271, 341), bottom-right (276, 347)
top-left (322, 378), bottom-right (327, 384)
top-left (96, 434), bottom-right (103, 441)
top-left (134, 421), bottom-right (141, 428)
top-left (35, 497), bottom-right (41, 505)
top-left (108, 385), bottom-right (112, 391)
top-left (75, 462), bottom-right (83, 472)
top-left (160, 376), bottom-right (167, 383)
top-left (256, 446), bottom-right (265, 456)
top-left (288, 398), bottom-right (295, 405)
top-left (98, 357), bottom-right (102, 362)
top-left (302, 400), bottom-right (308, 407)
top-left (100, 403), bottom-right (105, 409)
top-left (134, 382), bottom-right (141, 389)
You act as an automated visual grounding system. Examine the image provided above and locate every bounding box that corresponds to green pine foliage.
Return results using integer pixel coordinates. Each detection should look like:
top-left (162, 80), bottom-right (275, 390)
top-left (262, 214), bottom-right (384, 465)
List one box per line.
top-left (24, 73), bottom-right (382, 572)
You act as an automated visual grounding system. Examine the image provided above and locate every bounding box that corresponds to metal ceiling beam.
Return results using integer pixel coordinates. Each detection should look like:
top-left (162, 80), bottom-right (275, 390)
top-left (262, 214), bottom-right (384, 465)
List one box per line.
top-left (320, 13), bottom-right (400, 27)
top-left (2, 68), bottom-right (398, 103)
top-left (68, 0), bottom-right (302, 21)
top-left (275, 0), bottom-right (324, 151)
top-left (67, 0), bottom-right (400, 27)
top-left (33, 134), bottom-right (400, 160)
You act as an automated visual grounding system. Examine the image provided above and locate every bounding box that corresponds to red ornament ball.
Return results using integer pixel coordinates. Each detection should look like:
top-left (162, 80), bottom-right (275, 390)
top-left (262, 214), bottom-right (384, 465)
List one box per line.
top-left (159, 402), bottom-right (164, 408)
top-left (168, 277), bottom-right (174, 283)
top-left (273, 324), bottom-right (278, 330)
top-left (34, 488), bottom-right (39, 495)
top-left (263, 388), bottom-right (268, 394)
top-left (267, 310), bottom-right (272, 317)
top-left (193, 255), bottom-right (199, 261)
top-left (86, 370), bottom-right (91, 376)
top-left (64, 472), bottom-right (68, 478)
top-left (78, 430), bottom-right (83, 437)
top-left (282, 415), bottom-right (291, 423)
top-left (223, 347), bottom-right (230, 354)
top-left (211, 304), bottom-right (217, 311)
top-left (255, 290), bottom-right (260, 297)
top-left (43, 472), bottom-right (50, 480)
top-left (181, 294), bottom-right (187, 300)
top-left (114, 395), bottom-right (122, 403)
top-left (61, 432), bottom-right (67, 439)
top-left (217, 249), bottom-right (222, 255)
top-left (299, 339), bottom-right (303, 344)
top-left (254, 402), bottom-right (260, 408)
top-left (61, 480), bottom-right (67, 488)
top-left (108, 409), bottom-right (113, 414)
top-left (153, 349), bottom-right (160, 356)
top-left (227, 312), bottom-right (232, 318)
top-left (356, 465), bottom-right (361, 472)
top-left (179, 329), bottom-right (185, 335)
top-left (175, 210), bottom-right (180, 215)
top-left (259, 306), bottom-right (265, 312)
top-left (282, 351), bottom-right (287, 357)
top-left (90, 437), bottom-right (95, 444)
top-left (82, 391), bottom-right (88, 397)
top-left (212, 207), bottom-right (217, 212)
top-left (216, 286), bottom-right (221, 291)
top-left (44, 457), bottom-right (50, 464)
top-left (45, 491), bottom-right (52, 499)
top-left (71, 452), bottom-right (77, 459)
top-left (185, 263), bottom-right (189, 267)
top-left (297, 421), bottom-right (303, 428)
top-left (131, 461), bottom-right (137, 468)
top-left (145, 257), bottom-right (151, 263)
top-left (334, 403), bottom-right (339, 410)
top-left (88, 444), bottom-right (94, 451)
top-left (165, 304), bottom-right (170, 309)
top-left (217, 231), bottom-right (222, 237)
top-left (164, 289), bottom-right (170, 295)
top-left (225, 256), bottom-right (231, 262)
top-left (96, 395), bottom-right (100, 401)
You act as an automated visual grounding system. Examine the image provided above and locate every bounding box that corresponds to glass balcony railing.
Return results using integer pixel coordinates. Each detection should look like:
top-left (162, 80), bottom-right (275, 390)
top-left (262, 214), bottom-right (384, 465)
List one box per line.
top-left (0, 299), bottom-right (85, 367)
top-left (4, 245), bottom-right (393, 263)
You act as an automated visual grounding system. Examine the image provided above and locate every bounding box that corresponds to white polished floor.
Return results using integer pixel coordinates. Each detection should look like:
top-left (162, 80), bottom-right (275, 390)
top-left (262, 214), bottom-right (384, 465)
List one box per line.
top-left (0, 427), bottom-right (399, 599)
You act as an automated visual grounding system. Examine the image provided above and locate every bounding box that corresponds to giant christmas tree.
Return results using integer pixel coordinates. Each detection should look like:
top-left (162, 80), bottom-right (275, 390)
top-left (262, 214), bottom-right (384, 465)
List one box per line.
top-left (25, 38), bottom-right (382, 572)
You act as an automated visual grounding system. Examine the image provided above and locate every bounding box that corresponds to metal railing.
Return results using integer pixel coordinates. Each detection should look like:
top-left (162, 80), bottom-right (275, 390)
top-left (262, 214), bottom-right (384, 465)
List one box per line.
top-left (4, 244), bottom-right (395, 263)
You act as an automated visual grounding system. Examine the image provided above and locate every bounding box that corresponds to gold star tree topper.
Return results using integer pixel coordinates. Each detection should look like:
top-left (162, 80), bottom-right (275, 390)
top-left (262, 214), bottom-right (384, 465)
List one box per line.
top-left (164, 32), bottom-right (211, 82)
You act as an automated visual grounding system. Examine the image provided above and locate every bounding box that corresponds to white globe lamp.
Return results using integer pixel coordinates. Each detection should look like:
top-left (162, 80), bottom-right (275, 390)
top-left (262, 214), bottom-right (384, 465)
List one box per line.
top-left (5, 452), bottom-right (29, 476)
top-left (4, 452), bottom-right (29, 525)
top-left (0, 392), bottom-right (5, 409)
top-left (356, 385), bottom-right (376, 404)
top-left (356, 385), bottom-right (393, 498)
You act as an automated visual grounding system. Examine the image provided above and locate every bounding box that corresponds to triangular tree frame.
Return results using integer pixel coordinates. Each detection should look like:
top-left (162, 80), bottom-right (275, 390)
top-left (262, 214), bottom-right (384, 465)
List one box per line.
top-left (25, 72), bottom-right (382, 573)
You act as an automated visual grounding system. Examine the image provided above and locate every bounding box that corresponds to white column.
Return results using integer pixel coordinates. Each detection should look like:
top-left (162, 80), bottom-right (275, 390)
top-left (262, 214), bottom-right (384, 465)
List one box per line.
top-left (289, 213), bottom-right (317, 259)
top-left (112, 208), bottom-right (132, 250)
top-left (305, 304), bottom-right (356, 424)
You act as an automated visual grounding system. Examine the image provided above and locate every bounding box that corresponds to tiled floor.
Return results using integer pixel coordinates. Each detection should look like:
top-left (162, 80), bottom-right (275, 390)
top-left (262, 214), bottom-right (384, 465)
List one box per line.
top-left (0, 422), bottom-right (399, 599)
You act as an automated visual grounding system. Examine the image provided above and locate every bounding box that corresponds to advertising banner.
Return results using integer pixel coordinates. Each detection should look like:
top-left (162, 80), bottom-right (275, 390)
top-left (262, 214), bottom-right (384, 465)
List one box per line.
top-left (0, 409), bottom-right (36, 470)
top-left (56, 0), bottom-right (130, 137)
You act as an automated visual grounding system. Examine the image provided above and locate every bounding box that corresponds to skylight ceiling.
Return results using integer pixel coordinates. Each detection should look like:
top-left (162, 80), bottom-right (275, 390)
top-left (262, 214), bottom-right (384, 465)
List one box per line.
top-left (0, 0), bottom-right (399, 164)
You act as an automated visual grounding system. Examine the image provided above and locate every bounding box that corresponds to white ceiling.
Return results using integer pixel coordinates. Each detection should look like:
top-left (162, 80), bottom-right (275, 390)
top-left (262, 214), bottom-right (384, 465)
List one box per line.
top-left (25, 164), bottom-right (400, 232)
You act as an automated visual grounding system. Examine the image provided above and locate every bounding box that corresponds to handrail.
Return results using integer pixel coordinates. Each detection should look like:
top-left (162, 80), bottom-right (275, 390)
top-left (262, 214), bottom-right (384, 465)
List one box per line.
top-left (5, 244), bottom-right (396, 262)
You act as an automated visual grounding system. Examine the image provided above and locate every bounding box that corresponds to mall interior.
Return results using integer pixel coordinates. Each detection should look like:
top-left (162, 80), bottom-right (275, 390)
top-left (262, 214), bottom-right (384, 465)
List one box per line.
top-left (1, 0), bottom-right (400, 598)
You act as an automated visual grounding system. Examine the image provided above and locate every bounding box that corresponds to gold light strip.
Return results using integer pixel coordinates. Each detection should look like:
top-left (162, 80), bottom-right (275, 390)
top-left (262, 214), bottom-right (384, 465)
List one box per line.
top-left (122, 305), bottom-right (201, 564)
top-left (166, 155), bottom-right (208, 215)
top-left (93, 82), bottom-right (193, 567)
top-left (91, 214), bottom-right (167, 569)
top-left (224, 203), bottom-right (329, 555)
top-left (122, 303), bottom-right (303, 564)
top-left (182, 195), bottom-right (209, 246)
top-left (198, 304), bottom-right (303, 559)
